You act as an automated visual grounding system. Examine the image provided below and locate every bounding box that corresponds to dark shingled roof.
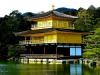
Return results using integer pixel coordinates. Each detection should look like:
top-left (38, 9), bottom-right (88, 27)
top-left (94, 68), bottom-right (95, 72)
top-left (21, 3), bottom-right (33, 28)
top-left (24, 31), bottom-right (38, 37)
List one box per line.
top-left (33, 11), bottom-right (78, 19)
top-left (15, 28), bottom-right (88, 36)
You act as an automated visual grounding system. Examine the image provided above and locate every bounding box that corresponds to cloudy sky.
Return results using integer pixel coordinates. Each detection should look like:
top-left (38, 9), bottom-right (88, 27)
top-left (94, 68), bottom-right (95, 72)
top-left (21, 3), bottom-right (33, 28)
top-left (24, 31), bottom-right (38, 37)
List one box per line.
top-left (0, 0), bottom-right (100, 17)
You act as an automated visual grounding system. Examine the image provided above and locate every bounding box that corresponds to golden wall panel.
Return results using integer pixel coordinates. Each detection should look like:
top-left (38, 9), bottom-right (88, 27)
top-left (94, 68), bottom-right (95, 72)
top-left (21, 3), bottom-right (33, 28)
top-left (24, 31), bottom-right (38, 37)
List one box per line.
top-left (57, 33), bottom-right (82, 43)
top-left (36, 20), bottom-right (74, 29)
top-left (44, 34), bottom-right (57, 43)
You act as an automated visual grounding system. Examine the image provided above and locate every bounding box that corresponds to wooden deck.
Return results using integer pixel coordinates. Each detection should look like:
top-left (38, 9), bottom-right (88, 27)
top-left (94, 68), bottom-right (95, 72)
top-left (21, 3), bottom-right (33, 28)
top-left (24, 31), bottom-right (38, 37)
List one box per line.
top-left (20, 54), bottom-right (64, 59)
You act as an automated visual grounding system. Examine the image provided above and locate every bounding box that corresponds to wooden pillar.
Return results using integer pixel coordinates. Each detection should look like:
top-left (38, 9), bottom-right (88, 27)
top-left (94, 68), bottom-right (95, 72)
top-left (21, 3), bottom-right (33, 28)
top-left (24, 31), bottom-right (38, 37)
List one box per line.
top-left (29, 45), bottom-right (31, 54)
top-left (27, 58), bottom-right (29, 64)
top-left (25, 37), bottom-right (26, 44)
top-left (56, 45), bottom-right (57, 59)
top-left (30, 36), bottom-right (32, 44)
top-left (44, 45), bottom-right (45, 54)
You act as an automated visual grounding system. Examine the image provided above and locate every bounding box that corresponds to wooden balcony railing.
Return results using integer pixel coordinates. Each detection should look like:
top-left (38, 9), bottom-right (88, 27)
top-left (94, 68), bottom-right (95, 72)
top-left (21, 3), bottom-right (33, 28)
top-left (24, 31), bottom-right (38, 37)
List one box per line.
top-left (31, 24), bottom-right (47, 30)
top-left (20, 54), bottom-right (64, 59)
top-left (19, 40), bottom-right (44, 45)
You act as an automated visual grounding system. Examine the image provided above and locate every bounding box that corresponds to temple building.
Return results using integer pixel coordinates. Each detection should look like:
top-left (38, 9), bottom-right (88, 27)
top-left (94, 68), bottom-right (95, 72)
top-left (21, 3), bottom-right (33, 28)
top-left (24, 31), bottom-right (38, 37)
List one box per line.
top-left (16, 10), bottom-right (86, 64)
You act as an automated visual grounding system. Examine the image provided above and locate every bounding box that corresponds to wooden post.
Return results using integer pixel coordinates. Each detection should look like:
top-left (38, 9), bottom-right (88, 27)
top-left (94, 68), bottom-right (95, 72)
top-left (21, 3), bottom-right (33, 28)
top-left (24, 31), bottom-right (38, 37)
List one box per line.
top-left (44, 45), bottom-right (45, 54)
top-left (25, 37), bottom-right (26, 44)
top-left (56, 45), bottom-right (57, 59)
top-left (30, 45), bottom-right (31, 54)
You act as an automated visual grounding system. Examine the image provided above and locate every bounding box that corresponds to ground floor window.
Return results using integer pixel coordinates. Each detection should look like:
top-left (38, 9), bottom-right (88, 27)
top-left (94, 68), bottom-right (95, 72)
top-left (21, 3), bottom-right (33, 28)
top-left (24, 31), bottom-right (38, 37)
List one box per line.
top-left (70, 48), bottom-right (75, 56)
top-left (70, 47), bottom-right (82, 56)
top-left (76, 48), bottom-right (82, 56)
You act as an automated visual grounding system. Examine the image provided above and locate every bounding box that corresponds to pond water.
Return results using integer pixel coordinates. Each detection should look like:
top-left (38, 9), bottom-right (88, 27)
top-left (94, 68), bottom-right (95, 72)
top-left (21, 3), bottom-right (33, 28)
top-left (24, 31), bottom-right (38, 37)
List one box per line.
top-left (0, 64), bottom-right (100, 75)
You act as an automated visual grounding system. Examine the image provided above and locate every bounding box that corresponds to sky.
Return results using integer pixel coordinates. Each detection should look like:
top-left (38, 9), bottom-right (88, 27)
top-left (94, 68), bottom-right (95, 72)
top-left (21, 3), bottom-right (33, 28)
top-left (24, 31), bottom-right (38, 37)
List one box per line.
top-left (0, 0), bottom-right (100, 17)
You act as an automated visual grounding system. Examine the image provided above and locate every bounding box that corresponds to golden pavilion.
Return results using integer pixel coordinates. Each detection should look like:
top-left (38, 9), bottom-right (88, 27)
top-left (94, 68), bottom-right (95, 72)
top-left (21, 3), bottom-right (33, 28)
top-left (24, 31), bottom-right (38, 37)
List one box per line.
top-left (16, 10), bottom-right (86, 64)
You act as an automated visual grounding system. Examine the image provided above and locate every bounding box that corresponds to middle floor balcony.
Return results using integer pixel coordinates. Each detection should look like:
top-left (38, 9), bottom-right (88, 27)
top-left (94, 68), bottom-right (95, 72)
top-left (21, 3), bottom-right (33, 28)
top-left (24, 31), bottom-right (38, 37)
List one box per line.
top-left (19, 39), bottom-right (44, 45)
top-left (18, 30), bottom-right (84, 45)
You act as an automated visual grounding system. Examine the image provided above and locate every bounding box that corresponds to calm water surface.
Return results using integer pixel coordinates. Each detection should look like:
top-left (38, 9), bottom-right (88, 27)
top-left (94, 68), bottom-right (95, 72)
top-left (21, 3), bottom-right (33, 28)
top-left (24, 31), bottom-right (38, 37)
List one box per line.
top-left (0, 63), bottom-right (100, 75)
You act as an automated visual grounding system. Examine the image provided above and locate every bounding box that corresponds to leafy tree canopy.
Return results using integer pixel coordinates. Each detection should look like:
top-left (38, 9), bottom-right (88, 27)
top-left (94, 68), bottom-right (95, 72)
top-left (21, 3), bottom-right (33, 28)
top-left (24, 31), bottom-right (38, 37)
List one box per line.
top-left (0, 10), bottom-right (32, 60)
top-left (84, 28), bottom-right (100, 60)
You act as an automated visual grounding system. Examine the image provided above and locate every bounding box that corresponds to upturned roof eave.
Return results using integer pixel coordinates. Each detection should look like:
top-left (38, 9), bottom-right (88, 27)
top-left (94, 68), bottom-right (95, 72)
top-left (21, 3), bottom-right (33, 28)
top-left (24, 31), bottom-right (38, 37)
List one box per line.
top-left (15, 28), bottom-right (88, 36)
top-left (32, 11), bottom-right (78, 20)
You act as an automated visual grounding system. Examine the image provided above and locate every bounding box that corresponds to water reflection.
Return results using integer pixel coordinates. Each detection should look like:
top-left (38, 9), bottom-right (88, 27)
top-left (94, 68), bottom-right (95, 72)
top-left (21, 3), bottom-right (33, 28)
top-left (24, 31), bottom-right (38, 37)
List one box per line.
top-left (0, 63), bottom-right (100, 75)
top-left (70, 64), bottom-right (82, 75)
top-left (0, 64), bottom-right (18, 75)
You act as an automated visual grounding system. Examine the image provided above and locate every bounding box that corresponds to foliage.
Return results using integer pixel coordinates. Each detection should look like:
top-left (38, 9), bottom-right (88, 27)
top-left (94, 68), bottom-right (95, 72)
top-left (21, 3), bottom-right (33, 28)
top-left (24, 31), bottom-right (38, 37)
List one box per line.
top-left (84, 28), bottom-right (100, 60)
top-left (5, 10), bottom-right (31, 32)
top-left (75, 6), bottom-right (100, 59)
top-left (0, 10), bottom-right (31, 60)
top-left (8, 45), bottom-right (26, 58)
top-left (75, 7), bottom-right (96, 31)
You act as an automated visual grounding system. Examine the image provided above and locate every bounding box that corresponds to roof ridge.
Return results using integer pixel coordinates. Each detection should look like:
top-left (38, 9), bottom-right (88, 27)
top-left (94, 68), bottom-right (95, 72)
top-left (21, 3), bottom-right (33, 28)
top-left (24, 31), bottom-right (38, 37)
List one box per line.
top-left (53, 11), bottom-right (78, 18)
top-left (32, 10), bottom-right (78, 19)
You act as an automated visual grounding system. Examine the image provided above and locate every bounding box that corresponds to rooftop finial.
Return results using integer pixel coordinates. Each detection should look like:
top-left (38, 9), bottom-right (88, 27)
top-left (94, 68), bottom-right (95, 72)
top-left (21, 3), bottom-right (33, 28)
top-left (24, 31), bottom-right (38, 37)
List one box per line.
top-left (52, 4), bottom-right (55, 10)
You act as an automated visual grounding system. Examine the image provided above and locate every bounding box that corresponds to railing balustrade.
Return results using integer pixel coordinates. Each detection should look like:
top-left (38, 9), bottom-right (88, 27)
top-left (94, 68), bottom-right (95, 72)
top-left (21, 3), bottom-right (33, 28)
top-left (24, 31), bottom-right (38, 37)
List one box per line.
top-left (20, 54), bottom-right (64, 59)
top-left (19, 39), bottom-right (44, 45)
